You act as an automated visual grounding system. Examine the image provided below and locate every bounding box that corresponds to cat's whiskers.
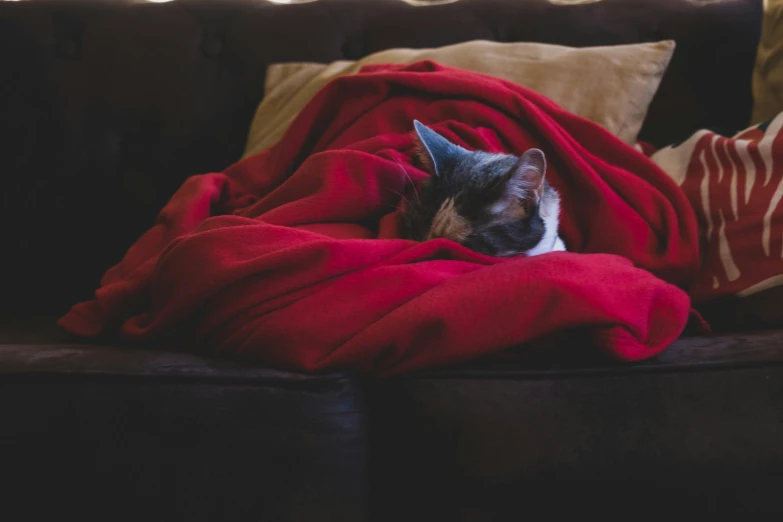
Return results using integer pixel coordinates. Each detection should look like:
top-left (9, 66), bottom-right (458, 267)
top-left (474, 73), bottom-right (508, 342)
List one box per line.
top-left (379, 203), bottom-right (401, 212)
top-left (383, 187), bottom-right (410, 208)
top-left (392, 158), bottom-right (421, 204)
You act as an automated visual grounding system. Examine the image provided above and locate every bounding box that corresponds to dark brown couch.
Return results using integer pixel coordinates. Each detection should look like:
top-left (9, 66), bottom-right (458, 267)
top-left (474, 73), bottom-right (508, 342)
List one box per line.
top-left (2, 0), bottom-right (782, 520)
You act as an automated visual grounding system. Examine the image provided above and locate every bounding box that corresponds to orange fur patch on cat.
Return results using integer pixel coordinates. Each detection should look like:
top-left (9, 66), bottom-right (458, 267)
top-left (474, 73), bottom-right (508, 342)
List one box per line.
top-left (427, 198), bottom-right (472, 241)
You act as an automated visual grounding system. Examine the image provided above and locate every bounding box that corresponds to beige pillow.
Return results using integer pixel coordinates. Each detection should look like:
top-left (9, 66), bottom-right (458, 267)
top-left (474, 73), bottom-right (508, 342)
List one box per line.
top-left (244, 39), bottom-right (675, 158)
top-left (752, 0), bottom-right (783, 125)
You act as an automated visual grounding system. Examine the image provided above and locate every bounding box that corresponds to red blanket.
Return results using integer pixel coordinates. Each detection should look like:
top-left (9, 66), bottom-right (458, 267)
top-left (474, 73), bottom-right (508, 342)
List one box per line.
top-left (59, 61), bottom-right (701, 376)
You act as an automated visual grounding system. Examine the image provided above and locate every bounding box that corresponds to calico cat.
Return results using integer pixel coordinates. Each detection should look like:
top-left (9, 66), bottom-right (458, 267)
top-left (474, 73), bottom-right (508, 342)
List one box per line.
top-left (400, 120), bottom-right (566, 257)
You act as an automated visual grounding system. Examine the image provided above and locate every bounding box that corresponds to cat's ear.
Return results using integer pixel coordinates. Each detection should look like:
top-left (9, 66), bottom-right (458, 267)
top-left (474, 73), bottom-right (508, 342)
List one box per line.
top-left (413, 120), bottom-right (463, 177)
top-left (505, 148), bottom-right (546, 203)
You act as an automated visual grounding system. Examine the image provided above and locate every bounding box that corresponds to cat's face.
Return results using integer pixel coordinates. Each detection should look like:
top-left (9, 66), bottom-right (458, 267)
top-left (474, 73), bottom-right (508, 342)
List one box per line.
top-left (401, 120), bottom-right (563, 257)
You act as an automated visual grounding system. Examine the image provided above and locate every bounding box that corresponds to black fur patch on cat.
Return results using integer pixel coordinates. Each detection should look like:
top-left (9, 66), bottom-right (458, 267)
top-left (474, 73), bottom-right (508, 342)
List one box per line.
top-left (401, 120), bottom-right (563, 257)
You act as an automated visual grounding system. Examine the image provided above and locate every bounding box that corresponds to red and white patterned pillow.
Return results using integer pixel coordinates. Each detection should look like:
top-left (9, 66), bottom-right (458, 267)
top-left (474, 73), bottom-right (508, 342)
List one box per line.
top-left (649, 113), bottom-right (783, 302)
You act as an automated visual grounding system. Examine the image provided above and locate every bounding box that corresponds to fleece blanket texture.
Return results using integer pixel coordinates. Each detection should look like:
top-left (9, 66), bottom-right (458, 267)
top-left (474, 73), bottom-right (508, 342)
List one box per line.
top-left (59, 62), bottom-right (700, 376)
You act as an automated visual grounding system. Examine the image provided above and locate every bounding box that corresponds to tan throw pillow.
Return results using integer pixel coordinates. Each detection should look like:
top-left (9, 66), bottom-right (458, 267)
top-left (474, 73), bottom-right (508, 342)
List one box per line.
top-left (752, 0), bottom-right (783, 125)
top-left (244, 39), bottom-right (675, 158)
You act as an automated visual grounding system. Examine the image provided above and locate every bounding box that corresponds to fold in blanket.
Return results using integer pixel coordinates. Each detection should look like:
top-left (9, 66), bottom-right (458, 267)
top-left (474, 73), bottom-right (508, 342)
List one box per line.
top-left (59, 61), bottom-right (701, 376)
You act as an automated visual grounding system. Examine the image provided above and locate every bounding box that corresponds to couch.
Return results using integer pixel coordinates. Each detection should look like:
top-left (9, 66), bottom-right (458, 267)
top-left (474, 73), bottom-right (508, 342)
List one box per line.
top-left (2, 0), bottom-right (781, 519)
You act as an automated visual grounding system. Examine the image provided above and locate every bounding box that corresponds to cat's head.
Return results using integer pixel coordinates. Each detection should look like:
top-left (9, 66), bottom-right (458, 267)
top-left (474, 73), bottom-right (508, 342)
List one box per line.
top-left (401, 120), bottom-right (562, 257)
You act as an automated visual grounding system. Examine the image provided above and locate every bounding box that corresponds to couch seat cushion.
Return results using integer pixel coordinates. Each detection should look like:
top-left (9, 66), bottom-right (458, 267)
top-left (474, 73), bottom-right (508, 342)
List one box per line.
top-left (367, 329), bottom-right (783, 519)
top-left (0, 317), bottom-right (367, 522)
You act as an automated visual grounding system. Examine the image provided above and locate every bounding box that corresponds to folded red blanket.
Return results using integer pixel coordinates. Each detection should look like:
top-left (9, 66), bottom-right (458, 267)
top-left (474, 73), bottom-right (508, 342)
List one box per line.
top-left (59, 61), bottom-right (700, 375)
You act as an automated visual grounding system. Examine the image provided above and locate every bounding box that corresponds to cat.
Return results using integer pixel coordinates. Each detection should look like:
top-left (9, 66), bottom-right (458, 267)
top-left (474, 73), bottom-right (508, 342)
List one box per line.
top-left (400, 120), bottom-right (566, 257)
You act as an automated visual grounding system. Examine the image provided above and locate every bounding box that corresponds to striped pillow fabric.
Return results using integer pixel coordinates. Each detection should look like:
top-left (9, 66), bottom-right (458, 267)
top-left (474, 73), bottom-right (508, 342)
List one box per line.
top-left (650, 113), bottom-right (783, 302)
